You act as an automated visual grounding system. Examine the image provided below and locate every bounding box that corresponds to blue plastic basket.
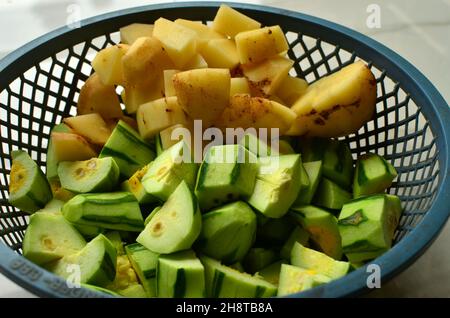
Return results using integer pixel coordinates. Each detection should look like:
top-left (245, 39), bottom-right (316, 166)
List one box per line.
top-left (0, 2), bottom-right (449, 298)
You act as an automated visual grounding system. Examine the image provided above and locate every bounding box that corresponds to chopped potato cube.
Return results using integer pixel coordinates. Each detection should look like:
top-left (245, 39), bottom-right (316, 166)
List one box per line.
top-left (216, 94), bottom-right (296, 135)
top-left (63, 113), bottom-right (111, 146)
top-left (137, 97), bottom-right (188, 140)
top-left (183, 54), bottom-right (208, 70)
top-left (230, 77), bottom-right (251, 96)
top-left (122, 37), bottom-right (173, 88)
top-left (153, 18), bottom-right (198, 69)
top-left (287, 61), bottom-right (377, 137)
top-left (92, 44), bottom-right (128, 85)
top-left (235, 26), bottom-right (289, 64)
top-left (50, 132), bottom-right (97, 162)
top-left (173, 68), bottom-right (231, 128)
top-left (120, 23), bottom-right (154, 44)
top-left (276, 76), bottom-right (309, 105)
top-left (242, 56), bottom-right (294, 96)
top-left (212, 4), bottom-right (261, 38)
top-left (123, 76), bottom-right (165, 114)
top-left (163, 69), bottom-right (180, 97)
top-left (122, 37), bottom-right (172, 113)
top-left (174, 19), bottom-right (224, 47)
top-left (77, 73), bottom-right (123, 120)
top-left (200, 39), bottom-right (239, 69)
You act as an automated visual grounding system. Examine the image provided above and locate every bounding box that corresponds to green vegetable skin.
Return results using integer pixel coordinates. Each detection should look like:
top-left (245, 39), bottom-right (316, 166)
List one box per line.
top-left (47, 234), bottom-right (117, 287)
top-left (196, 201), bottom-right (256, 264)
top-left (195, 144), bottom-right (258, 211)
top-left (157, 250), bottom-right (205, 298)
top-left (23, 212), bottom-right (86, 265)
top-left (290, 242), bottom-right (350, 279)
top-left (8, 150), bottom-right (52, 213)
top-left (137, 181), bottom-right (201, 254)
top-left (125, 243), bottom-right (159, 297)
top-left (142, 140), bottom-right (198, 201)
top-left (247, 154), bottom-right (303, 218)
top-left (200, 255), bottom-right (277, 298)
top-left (58, 157), bottom-right (120, 193)
top-left (62, 192), bottom-right (144, 232)
top-left (313, 178), bottom-right (352, 210)
top-left (353, 152), bottom-right (397, 198)
top-left (99, 120), bottom-right (155, 178)
top-left (278, 264), bottom-right (331, 296)
top-left (299, 138), bottom-right (353, 189)
top-left (290, 205), bottom-right (342, 260)
top-left (338, 194), bottom-right (402, 262)
top-left (294, 161), bottom-right (322, 206)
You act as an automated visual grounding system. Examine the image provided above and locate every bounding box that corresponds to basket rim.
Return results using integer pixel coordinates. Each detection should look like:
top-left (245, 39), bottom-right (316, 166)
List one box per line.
top-left (0, 1), bottom-right (449, 298)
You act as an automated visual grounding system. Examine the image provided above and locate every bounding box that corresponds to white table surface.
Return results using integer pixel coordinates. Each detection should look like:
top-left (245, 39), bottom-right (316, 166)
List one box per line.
top-left (0, 0), bottom-right (449, 298)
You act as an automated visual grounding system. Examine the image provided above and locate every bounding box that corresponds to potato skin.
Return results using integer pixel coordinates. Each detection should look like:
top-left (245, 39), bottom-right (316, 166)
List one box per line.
top-left (77, 73), bottom-right (123, 120)
top-left (287, 61), bottom-right (377, 137)
top-left (216, 94), bottom-right (296, 135)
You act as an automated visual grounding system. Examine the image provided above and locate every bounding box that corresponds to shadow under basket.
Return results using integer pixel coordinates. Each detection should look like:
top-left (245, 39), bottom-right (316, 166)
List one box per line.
top-left (0, 2), bottom-right (449, 298)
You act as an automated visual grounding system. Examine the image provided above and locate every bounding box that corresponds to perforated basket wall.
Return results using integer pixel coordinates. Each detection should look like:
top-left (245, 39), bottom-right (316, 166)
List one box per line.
top-left (0, 2), bottom-right (449, 298)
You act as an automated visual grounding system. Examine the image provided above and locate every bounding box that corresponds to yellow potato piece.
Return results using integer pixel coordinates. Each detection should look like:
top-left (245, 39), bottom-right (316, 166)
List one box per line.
top-left (230, 77), bottom-right (251, 96)
top-left (242, 56), bottom-right (294, 96)
top-left (137, 96), bottom-right (188, 140)
top-left (216, 94), bottom-right (297, 135)
top-left (200, 39), bottom-right (240, 69)
top-left (63, 113), bottom-right (111, 146)
top-left (173, 68), bottom-right (231, 128)
top-left (183, 54), bottom-right (208, 70)
top-left (276, 76), bottom-right (309, 106)
top-left (174, 19), bottom-right (224, 48)
top-left (50, 132), bottom-right (97, 162)
top-left (287, 61), bottom-right (377, 137)
top-left (120, 23), bottom-right (154, 45)
top-left (77, 73), bottom-right (123, 120)
top-left (212, 4), bottom-right (261, 38)
top-left (153, 18), bottom-right (198, 69)
top-left (92, 44), bottom-right (129, 86)
top-left (235, 26), bottom-right (289, 64)
top-left (163, 69), bottom-right (180, 97)
top-left (122, 37), bottom-right (172, 113)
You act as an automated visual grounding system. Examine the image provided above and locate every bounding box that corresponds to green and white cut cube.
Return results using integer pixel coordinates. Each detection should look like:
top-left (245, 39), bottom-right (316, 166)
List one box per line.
top-left (277, 264), bottom-right (331, 296)
top-left (23, 212), bottom-right (86, 265)
top-left (99, 120), bottom-right (155, 178)
top-left (8, 150), bottom-right (52, 213)
top-left (137, 181), bottom-right (201, 254)
top-left (125, 243), bottom-right (159, 297)
top-left (58, 157), bottom-right (120, 193)
top-left (200, 255), bottom-right (277, 298)
top-left (290, 205), bottom-right (342, 260)
top-left (247, 154), bottom-right (303, 218)
top-left (195, 144), bottom-right (258, 211)
top-left (48, 234), bottom-right (117, 287)
top-left (62, 192), bottom-right (144, 232)
top-left (338, 194), bottom-right (402, 262)
top-left (290, 242), bottom-right (350, 280)
top-left (294, 161), bottom-right (322, 206)
top-left (142, 140), bottom-right (198, 201)
top-left (197, 201), bottom-right (256, 264)
top-left (121, 165), bottom-right (158, 204)
top-left (313, 178), bottom-right (352, 210)
top-left (353, 153), bottom-right (397, 198)
top-left (157, 250), bottom-right (205, 298)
